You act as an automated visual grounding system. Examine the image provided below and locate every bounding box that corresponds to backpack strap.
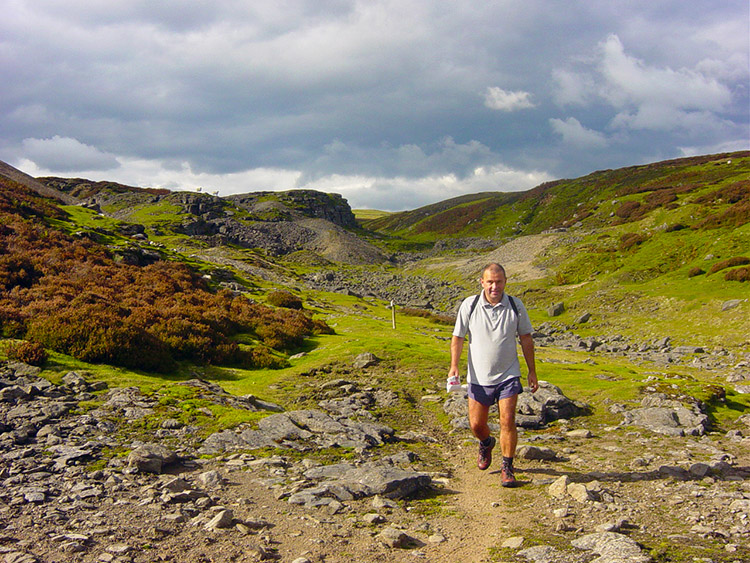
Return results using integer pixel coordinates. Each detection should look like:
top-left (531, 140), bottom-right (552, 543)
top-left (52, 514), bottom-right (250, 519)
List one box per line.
top-left (468, 293), bottom-right (481, 319)
top-left (508, 295), bottom-right (519, 316)
top-left (468, 293), bottom-right (519, 318)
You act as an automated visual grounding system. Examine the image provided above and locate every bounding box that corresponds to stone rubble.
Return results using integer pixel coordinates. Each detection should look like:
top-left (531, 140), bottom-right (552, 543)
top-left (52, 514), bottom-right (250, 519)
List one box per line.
top-left (1, 358), bottom-right (749, 562)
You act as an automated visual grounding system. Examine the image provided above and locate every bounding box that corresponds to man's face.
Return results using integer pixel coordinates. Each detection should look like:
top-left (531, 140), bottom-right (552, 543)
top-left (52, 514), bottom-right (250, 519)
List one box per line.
top-left (481, 269), bottom-right (506, 304)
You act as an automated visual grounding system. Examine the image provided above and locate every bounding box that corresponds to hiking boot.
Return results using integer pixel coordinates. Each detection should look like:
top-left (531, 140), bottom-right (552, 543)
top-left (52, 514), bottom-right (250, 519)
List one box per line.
top-left (501, 463), bottom-right (517, 487)
top-left (477, 436), bottom-right (496, 470)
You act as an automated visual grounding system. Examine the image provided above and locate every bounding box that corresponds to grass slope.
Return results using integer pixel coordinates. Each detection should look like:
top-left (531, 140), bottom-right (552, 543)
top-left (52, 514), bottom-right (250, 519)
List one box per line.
top-left (363, 152), bottom-right (749, 240)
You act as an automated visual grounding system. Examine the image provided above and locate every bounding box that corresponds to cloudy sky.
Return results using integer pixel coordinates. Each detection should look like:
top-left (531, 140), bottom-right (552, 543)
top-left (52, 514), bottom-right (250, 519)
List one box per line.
top-left (2, 1), bottom-right (748, 210)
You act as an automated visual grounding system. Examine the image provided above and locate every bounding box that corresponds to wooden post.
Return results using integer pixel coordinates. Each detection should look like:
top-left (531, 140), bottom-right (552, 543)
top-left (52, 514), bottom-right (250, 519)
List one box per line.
top-left (390, 300), bottom-right (396, 329)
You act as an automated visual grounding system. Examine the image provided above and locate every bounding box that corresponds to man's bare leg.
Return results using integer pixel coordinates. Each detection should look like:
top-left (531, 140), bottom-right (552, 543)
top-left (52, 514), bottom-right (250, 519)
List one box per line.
top-left (469, 398), bottom-right (495, 470)
top-left (468, 397), bottom-right (491, 441)
top-left (497, 393), bottom-right (519, 486)
top-left (497, 393), bottom-right (519, 457)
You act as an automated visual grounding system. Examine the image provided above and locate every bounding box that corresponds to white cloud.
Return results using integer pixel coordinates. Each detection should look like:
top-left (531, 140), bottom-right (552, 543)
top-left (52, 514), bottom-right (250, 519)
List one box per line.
top-left (12, 151), bottom-right (551, 212)
top-left (551, 69), bottom-right (595, 107)
top-left (599, 35), bottom-right (731, 114)
top-left (21, 136), bottom-right (119, 172)
top-left (484, 87), bottom-right (535, 112)
top-left (299, 164), bottom-right (553, 211)
top-left (549, 118), bottom-right (608, 149)
top-left (550, 33), bottom-right (741, 143)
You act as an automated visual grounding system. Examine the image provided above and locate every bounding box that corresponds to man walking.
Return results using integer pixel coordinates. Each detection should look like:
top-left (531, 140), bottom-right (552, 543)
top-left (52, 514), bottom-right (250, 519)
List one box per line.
top-left (448, 263), bottom-right (538, 487)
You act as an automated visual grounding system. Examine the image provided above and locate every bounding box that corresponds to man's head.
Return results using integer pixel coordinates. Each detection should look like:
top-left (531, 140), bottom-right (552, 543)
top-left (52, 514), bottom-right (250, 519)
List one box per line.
top-left (480, 263), bottom-right (507, 304)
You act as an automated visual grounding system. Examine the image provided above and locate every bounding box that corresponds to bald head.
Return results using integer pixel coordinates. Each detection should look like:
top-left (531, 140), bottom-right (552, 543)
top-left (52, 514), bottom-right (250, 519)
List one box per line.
top-left (481, 263), bottom-right (506, 280)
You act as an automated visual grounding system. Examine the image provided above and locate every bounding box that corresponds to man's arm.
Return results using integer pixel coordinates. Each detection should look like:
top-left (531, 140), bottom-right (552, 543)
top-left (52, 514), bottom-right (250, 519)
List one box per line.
top-left (449, 335), bottom-right (465, 377)
top-left (519, 333), bottom-right (538, 393)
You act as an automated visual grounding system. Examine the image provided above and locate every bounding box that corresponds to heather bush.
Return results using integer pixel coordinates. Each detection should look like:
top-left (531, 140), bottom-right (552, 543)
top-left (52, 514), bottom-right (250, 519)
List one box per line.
top-left (644, 190), bottom-right (678, 206)
top-left (0, 189), bottom-right (331, 372)
top-left (687, 267), bottom-right (705, 278)
top-left (6, 340), bottom-right (48, 366)
top-left (400, 307), bottom-right (454, 325)
top-left (267, 290), bottom-right (303, 309)
top-left (245, 346), bottom-right (289, 369)
top-left (708, 256), bottom-right (750, 274)
top-left (615, 200), bottom-right (643, 220)
top-left (692, 180), bottom-right (750, 229)
top-left (696, 200), bottom-right (750, 229)
top-left (725, 266), bottom-right (750, 282)
top-left (619, 232), bottom-right (647, 251)
top-left (694, 180), bottom-right (749, 205)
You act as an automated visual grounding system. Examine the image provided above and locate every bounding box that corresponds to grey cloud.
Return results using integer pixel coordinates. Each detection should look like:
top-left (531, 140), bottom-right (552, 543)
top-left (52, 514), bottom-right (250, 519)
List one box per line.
top-left (21, 136), bottom-right (119, 172)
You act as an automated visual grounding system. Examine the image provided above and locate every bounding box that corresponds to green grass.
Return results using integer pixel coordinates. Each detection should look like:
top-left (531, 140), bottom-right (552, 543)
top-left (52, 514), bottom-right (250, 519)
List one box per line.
top-left (353, 209), bottom-right (392, 221)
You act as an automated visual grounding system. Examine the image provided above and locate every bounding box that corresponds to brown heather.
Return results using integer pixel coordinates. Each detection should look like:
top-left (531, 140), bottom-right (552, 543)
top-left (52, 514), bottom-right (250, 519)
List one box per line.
top-left (707, 256), bottom-right (750, 274)
top-left (725, 266), bottom-right (750, 282)
top-left (0, 178), bottom-right (332, 372)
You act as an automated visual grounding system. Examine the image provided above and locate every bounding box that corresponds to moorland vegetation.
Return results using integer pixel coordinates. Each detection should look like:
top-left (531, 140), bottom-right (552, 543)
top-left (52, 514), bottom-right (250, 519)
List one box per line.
top-left (0, 176), bottom-right (332, 373)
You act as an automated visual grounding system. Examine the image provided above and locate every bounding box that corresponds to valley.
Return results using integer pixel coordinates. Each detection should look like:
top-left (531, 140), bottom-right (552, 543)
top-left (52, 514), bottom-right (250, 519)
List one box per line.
top-left (0, 153), bottom-right (748, 563)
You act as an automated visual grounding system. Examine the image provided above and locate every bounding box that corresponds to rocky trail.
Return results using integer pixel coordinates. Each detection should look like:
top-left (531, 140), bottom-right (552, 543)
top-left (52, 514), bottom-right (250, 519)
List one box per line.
top-left (1, 348), bottom-right (749, 563)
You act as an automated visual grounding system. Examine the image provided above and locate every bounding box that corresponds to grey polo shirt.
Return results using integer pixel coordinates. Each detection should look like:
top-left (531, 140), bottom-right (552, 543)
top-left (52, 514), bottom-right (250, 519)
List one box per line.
top-left (452, 292), bottom-right (533, 386)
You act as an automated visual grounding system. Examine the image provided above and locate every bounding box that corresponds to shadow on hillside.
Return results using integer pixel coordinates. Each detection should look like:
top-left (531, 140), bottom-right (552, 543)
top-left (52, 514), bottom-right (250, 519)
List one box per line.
top-left (506, 465), bottom-right (750, 485)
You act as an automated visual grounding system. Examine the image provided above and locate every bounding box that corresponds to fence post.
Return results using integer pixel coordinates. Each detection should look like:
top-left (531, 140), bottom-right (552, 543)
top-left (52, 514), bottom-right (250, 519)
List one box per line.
top-left (390, 300), bottom-right (396, 329)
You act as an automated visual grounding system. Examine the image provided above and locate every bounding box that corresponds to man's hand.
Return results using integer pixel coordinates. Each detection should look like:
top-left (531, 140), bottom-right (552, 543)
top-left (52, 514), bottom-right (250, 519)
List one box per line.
top-left (527, 371), bottom-right (539, 393)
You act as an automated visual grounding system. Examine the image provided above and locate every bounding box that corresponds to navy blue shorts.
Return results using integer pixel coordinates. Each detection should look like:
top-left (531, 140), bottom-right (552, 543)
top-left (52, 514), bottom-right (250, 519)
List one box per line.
top-left (468, 377), bottom-right (523, 406)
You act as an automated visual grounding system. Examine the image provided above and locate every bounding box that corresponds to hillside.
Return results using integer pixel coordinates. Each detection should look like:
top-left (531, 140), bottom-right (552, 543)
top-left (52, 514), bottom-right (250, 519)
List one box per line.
top-left (354, 152), bottom-right (750, 351)
top-left (34, 174), bottom-right (387, 265)
top-left (363, 152), bottom-right (750, 240)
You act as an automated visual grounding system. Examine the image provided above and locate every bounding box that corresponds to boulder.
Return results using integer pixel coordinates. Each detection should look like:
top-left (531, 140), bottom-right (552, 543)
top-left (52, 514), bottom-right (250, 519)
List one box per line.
top-left (302, 461), bottom-right (431, 500)
top-left (548, 475), bottom-right (569, 499)
top-left (547, 302), bottom-right (565, 317)
top-left (622, 395), bottom-right (708, 436)
top-left (571, 532), bottom-right (650, 562)
top-left (378, 527), bottom-right (411, 548)
top-left (353, 353), bottom-right (379, 369)
top-left (444, 381), bottom-right (583, 430)
top-left (127, 444), bottom-right (177, 474)
top-left (517, 445), bottom-right (557, 461)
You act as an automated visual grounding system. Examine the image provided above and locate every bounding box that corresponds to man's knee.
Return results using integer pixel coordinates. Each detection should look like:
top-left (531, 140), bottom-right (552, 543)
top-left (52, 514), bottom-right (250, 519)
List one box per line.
top-left (499, 413), bottom-right (517, 432)
top-left (468, 400), bottom-right (491, 432)
top-left (498, 397), bottom-right (519, 430)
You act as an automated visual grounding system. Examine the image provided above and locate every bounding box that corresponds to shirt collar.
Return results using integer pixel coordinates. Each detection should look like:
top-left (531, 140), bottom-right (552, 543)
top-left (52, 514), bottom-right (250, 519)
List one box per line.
top-left (481, 291), bottom-right (507, 308)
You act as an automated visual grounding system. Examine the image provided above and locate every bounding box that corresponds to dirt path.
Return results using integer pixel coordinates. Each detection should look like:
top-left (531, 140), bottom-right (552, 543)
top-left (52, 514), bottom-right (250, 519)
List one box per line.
top-left (429, 444), bottom-right (526, 563)
top-left (179, 437), bottom-right (542, 563)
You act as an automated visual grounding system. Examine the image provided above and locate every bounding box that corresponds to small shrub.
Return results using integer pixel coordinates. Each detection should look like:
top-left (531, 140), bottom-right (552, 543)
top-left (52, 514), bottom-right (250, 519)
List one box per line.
top-left (687, 267), bottom-right (705, 278)
top-left (267, 290), bottom-right (303, 309)
top-left (6, 340), bottom-right (48, 366)
top-left (665, 223), bottom-right (688, 232)
top-left (554, 272), bottom-right (568, 285)
top-left (246, 346), bottom-right (289, 369)
top-left (615, 200), bottom-right (643, 220)
top-left (725, 266), bottom-right (750, 282)
top-left (708, 256), bottom-right (750, 274)
top-left (619, 232), bottom-right (647, 251)
top-left (644, 190), bottom-right (678, 206)
top-left (400, 307), bottom-right (454, 325)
